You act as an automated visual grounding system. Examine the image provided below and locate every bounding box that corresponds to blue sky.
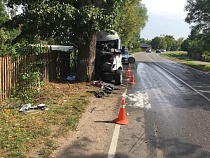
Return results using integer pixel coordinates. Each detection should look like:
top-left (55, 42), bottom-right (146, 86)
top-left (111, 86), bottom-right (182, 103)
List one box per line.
top-left (141, 0), bottom-right (191, 40)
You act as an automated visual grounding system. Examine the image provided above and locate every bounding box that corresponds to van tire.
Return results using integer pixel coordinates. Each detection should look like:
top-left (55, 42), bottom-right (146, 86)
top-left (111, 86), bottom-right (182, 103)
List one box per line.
top-left (115, 69), bottom-right (122, 85)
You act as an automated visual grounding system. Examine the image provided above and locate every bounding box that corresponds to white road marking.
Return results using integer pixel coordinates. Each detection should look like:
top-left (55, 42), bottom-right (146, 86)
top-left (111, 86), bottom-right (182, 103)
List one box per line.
top-left (107, 89), bottom-right (128, 158)
top-left (127, 91), bottom-right (151, 109)
top-left (157, 53), bottom-right (210, 75)
top-left (146, 54), bottom-right (210, 103)
top-left (121, 88), bottom-right (127, 98)
top-left (107, 124), bottom-right (121, 158)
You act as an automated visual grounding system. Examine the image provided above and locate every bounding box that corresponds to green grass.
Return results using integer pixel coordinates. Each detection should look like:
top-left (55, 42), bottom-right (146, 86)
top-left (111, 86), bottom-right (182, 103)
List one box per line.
top-left (0, 82), bottom-right (94, 158)
top-left (160, 51), bottom-right (210, 73)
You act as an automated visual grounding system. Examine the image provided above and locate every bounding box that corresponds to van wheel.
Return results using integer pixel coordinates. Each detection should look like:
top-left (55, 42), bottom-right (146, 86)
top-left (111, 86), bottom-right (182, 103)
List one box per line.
top-left (115, 69), bottom-right (122, 85)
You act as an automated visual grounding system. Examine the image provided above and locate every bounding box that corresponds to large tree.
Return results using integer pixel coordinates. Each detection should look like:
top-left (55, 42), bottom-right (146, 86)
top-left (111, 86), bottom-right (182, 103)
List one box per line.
top-left (181, 27), bottom-right (205, 54)
top-left (127, 3), bottom-right (148, 50)
top-left (0, 0), bottom-right (20, 56)
top-left (116, 1), bottom-right (147, 46)
top-left (164, 35), bottom-right (176, 51)
top-left (185, 0), bottom-right (210, 53)
top-left (150, 36), bottom-right (162, 49)
top-left (0, 1), bottom-right (9, 47)
top-left (6, 0), bottom-right (146, 82)
top-left (150, 35), bottom-right (182, 51)
top-left (185, 0), bottom-right (210, 33)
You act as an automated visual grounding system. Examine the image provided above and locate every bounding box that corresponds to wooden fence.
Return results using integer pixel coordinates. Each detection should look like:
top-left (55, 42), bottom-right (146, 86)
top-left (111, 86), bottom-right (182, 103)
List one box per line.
top-left (0, 50), bottom-right (77, 102)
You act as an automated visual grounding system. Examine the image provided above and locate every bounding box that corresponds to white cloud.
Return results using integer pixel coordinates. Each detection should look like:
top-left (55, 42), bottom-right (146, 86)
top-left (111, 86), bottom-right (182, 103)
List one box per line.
top-left (142, 0), bottom-right (187, 19)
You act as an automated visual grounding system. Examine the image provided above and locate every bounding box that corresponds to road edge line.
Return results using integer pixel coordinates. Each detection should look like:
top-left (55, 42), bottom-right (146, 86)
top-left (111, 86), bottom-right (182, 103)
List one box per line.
top-left (107, 88), bottom-right (128, 158)
top-left (146, 54), bottom-right (210, 102)
top-left (107, 124), bottom-right (121, 158)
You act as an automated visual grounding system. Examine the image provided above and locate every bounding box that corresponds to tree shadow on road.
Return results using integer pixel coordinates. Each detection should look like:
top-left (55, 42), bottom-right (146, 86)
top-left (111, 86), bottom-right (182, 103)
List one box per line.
top-left (51, 136), bottom-right (128, 158)
top-left (144, 134), bottom-right (210, 158)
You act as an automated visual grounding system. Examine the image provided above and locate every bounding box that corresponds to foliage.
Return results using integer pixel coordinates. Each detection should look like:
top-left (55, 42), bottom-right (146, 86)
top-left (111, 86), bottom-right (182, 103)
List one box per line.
top-left (160, 51), bottom-right (188, 61)
top-left (5, 0), bottom-right (148, 82)
top-left (181, 38), bottom-right (189, 52)
top-left (185, 0), bottom-right (210, 35)
top-left (149, 35), bottom-right (182, 51)
top-left (160, 51), bottom-right (210, 72)
top-left (0, 1), bottom-right (9, 52)
top-left (6, 0), bottom-right (125, 44)
top-left (0, 28), bottom-right (9, 46)
top-left (164, 35), bottom-right (176, 51)
top-left (0, 82), bottom-right (92, 157)
top-left (0, 1), bottom-right (8, 24)
top-left (181, 27), bottom-right (206, 57)
top-left (151, 36), bottom-right (164, 50)
top-left (117, 1), bottom-right (148, 46)
top-left (128, 4), bottom-right (148, 51)
top-left (0, 1), bottom-right (20, 56)
top-left (185, 0), bottom-right (210, 56)
top-left (11, 58), bottom-right (44, 103)
top-left (150, 36), bottom-right (168, 50)
top-left (5, 0), bottom-right (147, 47)
top-left (140, 38), bottom-right (151, 44)
top-left (175, 37), bottom-right (185, 51)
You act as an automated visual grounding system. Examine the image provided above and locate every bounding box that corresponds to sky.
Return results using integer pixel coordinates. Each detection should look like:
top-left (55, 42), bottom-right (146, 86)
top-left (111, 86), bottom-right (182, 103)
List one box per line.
top-left (141, 0), bottom-right (191, 40)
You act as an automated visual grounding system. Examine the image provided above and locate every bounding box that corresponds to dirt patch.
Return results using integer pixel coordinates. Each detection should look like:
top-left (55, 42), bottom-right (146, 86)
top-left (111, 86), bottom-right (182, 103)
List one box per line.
top-left (48, 84), bottom-right (125, 158)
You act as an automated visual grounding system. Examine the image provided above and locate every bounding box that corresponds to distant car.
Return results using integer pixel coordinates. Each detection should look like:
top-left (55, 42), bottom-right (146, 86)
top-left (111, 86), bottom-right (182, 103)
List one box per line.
top-left (146, 48), bottom-right (151, 53)
top-left (161, 49), bottom-right (166, 52)
top-left (121, 49), bottom-right (130, 65)
top-left (156, 49), bottom-right (161, 53)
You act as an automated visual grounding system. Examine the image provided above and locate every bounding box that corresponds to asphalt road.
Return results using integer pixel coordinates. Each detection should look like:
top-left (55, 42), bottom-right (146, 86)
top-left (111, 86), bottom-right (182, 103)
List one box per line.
top-left (115, 52), bottom-right (210, 158)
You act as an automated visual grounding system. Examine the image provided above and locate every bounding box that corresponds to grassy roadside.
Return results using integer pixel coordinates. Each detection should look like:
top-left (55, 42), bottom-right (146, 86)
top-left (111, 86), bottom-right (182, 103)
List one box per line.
top-left (0, 81), bottom-right (97, 158)
top-left (160, 51), bottom-right (210, 73)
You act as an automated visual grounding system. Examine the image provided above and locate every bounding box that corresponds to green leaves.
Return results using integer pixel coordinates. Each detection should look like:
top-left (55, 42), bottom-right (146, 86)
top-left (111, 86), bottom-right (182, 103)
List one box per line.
top-left (116, 1), bottom-right (148, 46)
top-left (150, 35), bottom-right (183, 51)
top-left (73, 6), bottom-right (100, 35)
top-left (0, 2), bottom-right (9, 24)
top-left (5, 0), bottom-right (147, 46)
top-left (0, 28), bottom-right (9, 45)
top-left (185, 0), bottom-right (210, 54)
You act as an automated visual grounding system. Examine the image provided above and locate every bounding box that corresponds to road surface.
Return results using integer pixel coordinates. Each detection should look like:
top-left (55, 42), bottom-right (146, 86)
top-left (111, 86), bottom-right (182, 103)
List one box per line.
top-left (114, 52), bottom-right (210, 158)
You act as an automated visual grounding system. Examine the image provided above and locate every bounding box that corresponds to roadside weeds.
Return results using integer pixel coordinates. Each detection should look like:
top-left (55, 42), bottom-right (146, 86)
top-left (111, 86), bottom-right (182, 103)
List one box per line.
top-left (0, 81), bottom-right (99, 158)
top-left (160, 51), bottom-right (210, 73)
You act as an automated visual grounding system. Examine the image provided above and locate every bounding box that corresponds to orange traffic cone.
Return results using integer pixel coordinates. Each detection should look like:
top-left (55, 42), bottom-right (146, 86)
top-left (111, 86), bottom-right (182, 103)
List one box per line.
top-left (129, 72), bottom-right (135, 85)
top-left (126, 69), bottom-right (131, 78)
top-left (127, 63), bottom-right (131, 71)
top-left (114, 98), bottom-right (128, 125)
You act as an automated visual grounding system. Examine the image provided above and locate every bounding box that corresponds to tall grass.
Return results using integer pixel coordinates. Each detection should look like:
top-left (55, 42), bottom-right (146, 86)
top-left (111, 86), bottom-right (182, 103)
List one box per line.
top-left (160, 51), bottom-right (210, 72)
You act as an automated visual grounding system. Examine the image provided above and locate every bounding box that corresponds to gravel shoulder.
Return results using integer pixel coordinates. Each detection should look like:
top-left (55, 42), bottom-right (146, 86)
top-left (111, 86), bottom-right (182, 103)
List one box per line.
top-left (50, 84), bottom-right (125, 158)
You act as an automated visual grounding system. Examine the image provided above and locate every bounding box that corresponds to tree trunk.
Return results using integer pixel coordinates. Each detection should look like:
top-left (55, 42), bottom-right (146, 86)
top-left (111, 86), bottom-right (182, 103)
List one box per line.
top-left (76, 33), bottom-right (97, 82)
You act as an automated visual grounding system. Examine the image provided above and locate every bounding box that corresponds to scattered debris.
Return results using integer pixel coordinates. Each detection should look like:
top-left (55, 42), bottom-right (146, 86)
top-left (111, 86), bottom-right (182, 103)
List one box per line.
top-left (19, 103), bottom-right (48, 113)
top-left (93, 80), bottom-right (120, 98)
top-left (94, 91), bottom-right (107, 98)
top-left (66, 75), bottom-right (76, 81)
top-left (19, 103), bottom-right (31, 112)
top-left (90, 107), bottom-right (96, 113)
top-left (93, 80), bottom-right (104, 87)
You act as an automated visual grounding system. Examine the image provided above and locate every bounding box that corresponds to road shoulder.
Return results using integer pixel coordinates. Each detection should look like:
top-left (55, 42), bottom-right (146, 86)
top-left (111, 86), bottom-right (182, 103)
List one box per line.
top-left (50, 86), bottom-right (123, 158)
